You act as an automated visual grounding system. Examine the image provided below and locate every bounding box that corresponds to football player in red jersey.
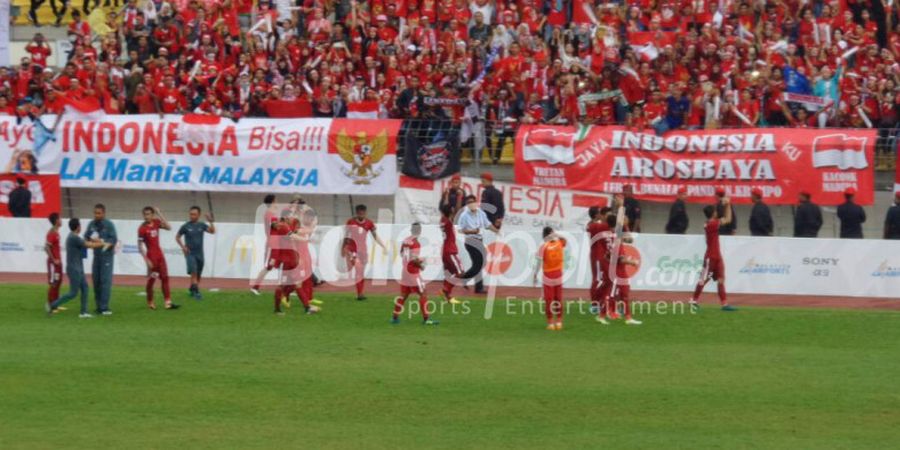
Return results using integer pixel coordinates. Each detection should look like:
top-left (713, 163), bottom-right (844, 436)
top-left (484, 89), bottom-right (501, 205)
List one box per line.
top-left (45, 212), bottom-right (63, 308)
top-left (343, 204), bottom-right (386, 301)
top-left (607, 233), bottom-right (642, 326)
top-left (391, 223), bottom-right (438, 325)
top-left (138, 207), bottom-right (179, 310)
top-left (251, 194), bottom-right (279, 295)
top-left (585, 206), bottom-right (612, 314)
top-left (274, 206), bottom-right (322, 316)
top-left (691, 198), bottom-right (737, 311)
top-left (438, 204), bottom-right (463, 305)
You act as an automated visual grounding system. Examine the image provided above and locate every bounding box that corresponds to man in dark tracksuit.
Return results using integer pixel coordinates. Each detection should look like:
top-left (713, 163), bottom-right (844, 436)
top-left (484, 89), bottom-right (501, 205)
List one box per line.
top-left (748, 188), bottom-right (774, 236)
top-left (85, 204), bottom-right (118, 314)
top-left (665, 187), bottom-right (688, 234)
top-left (836, 188), bottom-right (866, 239)
top-left (794, 191), bottom-right (823, 237)
top-left (479, 172), bottom-right (505, 229)
top-left (885, 192), bottom-right (900, 240)
top-left (49, 218), bottom-right (110, 317)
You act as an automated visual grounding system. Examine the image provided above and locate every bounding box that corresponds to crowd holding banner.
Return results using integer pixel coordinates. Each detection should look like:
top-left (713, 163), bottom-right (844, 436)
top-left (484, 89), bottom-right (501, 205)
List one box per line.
top-left (0, 113), bottom-right (893, 218)
top-left (515, 125), bottom-right (877, 205)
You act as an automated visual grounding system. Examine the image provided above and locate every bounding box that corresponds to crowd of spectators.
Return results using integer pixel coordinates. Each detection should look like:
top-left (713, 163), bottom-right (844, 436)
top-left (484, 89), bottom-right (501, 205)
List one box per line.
top-left (9, 0), bottom-right (900, 133)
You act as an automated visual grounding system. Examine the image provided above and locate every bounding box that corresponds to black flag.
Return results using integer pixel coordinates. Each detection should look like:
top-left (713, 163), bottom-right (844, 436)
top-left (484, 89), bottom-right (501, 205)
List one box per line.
top-left (402, 125), bottom-right (461, 180)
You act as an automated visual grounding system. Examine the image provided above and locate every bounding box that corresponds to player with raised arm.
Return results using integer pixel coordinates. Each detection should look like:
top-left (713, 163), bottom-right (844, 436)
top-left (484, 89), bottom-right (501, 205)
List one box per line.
top-left (392, 223), bottom-right (437, 325)
top-left (343, 204), bottom-right (386, 301)
top-left (176, 206), bottom-right (216, 300)
top-left (690, 197), bottom-right (737, 311)
top-left (438, 204), bottom-right (463, 305)
top-left (138, 206), bottom-right (179, 310)
top-left (533, 227), bottom-right (567, 331)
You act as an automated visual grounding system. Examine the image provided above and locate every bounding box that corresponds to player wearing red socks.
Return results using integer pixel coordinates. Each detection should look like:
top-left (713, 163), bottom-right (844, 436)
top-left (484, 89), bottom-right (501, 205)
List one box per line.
top-left (534, 227), bottom-right (566, 330)
top-left (251, 194), bottom-right (279, 295)
top-left (438, 204), bottom-right (463, 305)
top-left (45, 213), bottom-right (63, 309)
top-left (691, 197), bottom-right (737, 311)
top-left (138, 207), bottom-right (178, 310)
top-left (392, 223), bottom-right (437, 325)
top-left (342, 204), bottom-right (386, 301)
top-left (607, 233), bottom-right (642, 326)
top-left (585, 206), bottom-right (611, 314)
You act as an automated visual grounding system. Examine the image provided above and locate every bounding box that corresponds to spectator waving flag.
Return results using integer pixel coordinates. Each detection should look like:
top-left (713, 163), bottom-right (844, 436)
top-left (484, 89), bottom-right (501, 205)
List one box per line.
top-left (347, 101), bottom-right (381, 119)
top-left (783, 66), bottom-right (811, 95)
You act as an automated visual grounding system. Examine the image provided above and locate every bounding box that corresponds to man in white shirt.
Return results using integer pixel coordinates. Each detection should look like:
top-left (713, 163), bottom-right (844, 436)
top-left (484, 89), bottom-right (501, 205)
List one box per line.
top-left (456, 195), bottom-right (499, 293)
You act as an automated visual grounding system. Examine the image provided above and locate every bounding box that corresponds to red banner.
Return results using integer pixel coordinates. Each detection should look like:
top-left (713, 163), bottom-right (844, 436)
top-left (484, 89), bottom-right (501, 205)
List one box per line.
top-left (514, 125), bottom-right (876, 205)
top-left (0, 174), bottom-right (62, 217)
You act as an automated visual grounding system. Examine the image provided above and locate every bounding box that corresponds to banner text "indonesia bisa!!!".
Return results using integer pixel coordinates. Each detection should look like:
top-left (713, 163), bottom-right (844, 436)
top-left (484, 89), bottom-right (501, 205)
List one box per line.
top-left (15, 116), bottom-right (401, 195)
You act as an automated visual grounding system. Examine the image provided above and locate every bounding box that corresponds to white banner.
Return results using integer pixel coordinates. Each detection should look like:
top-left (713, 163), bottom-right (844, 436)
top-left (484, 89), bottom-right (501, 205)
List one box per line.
top-left (394, 175), bottom-right (611, 231)
top-left (0, 116), bottom-right (401, 195)
top-left (2, 218), bottom-right (899, 299)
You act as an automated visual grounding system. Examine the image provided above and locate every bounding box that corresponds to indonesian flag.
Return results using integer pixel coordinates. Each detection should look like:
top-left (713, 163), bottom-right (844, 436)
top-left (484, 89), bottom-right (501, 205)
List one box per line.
top-left (346, 101), bottom-right (380, 119)
top-left (63, 96), bottom-right (104, 120)
top-left (521, 126), bottom-right (592, 165)
top-left (632, 43), bottom-right (659, 62)
top-left (629, 32), bottom-right (674, 62)
top-left (812, 134), bottom-right (869, 170)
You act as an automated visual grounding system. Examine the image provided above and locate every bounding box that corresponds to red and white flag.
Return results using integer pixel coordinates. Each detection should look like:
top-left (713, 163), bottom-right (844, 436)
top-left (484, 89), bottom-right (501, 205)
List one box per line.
top-left (812, 134), bottom-right (869, 170)
top-left (63, 97), bottom-right (104, 120)
top-left (346, 101), bottom-right (380, 119)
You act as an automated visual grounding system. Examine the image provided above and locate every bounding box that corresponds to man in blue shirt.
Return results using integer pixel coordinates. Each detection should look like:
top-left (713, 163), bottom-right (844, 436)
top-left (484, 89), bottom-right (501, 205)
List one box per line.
top-left (49, 218), bottom-right (111, 318)
top-left (456, 195), bottom-right (499, 294)
top-left (84, 204), bottom-right (117, 315)
top-left (176, 206), bottom-right (216, 299)
top-left (665, 85), bottom-right (690, 130)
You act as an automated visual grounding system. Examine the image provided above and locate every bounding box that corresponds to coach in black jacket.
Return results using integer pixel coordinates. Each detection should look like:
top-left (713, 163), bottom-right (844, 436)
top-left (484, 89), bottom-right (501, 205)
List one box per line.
top-left (479, 172), bottom-right (505, 228)
top-left (885, 192), bottom-right (900, 239)
top-left (665, 187), bottom-right (688, 234)
top-left (748, 188), bottom-right (774, 236)
top-left (837, 188), bottom-right (866, 239)
top-left (794, 191), bottom-right (823, 237)
top-left (8, 178), bottom-right (32, 218)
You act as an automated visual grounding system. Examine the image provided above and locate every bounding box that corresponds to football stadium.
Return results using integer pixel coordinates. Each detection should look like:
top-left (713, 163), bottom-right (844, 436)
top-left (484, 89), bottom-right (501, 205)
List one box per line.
top-left (2, 0), bottom-right (900, 448)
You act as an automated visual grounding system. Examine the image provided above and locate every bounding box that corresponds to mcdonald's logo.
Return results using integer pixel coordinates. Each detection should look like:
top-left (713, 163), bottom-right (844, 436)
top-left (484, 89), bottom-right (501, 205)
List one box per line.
top-left (229, 235), bottom-right (258, 265)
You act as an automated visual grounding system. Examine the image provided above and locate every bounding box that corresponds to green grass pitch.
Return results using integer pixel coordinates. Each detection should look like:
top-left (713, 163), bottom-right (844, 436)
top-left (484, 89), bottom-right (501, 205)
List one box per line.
top-left (1, 283), bottom-right (899, 449)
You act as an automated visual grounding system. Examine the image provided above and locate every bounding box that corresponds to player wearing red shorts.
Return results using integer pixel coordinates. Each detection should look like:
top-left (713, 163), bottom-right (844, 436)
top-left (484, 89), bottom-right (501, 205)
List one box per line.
top-left (138, 207), bottom-right (179, 310)
top-left (585, 206), bottom-right (611, 313)
top-left (292, 205), bottom-right (321, 312)
top-left (251, 194), bottom-right (279, 295)
top-left (691, 199), bottom-right (737, 311)
top-left (45, 213), bottom-right (63, 308)
top-left (604, 233), bottom-right (642, 326)
top-left (596, 213), bottom-right (621, 321)
top-left (274, 209), bottom-right (321, 316)
top-left (534, 227), bottom-right (566, 330)
top-left (438, 204), bottom-right (463, 305)
top-left (343, 204), bottom-right (386, 301)
top-left (391, 223), bottom-right (437, 325)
